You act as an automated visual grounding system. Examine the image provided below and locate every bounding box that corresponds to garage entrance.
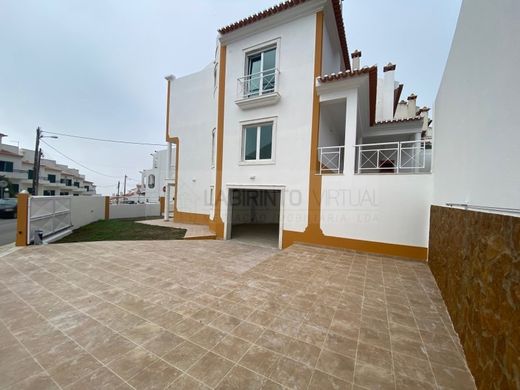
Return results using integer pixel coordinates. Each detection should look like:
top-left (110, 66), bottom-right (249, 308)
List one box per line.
top-left (228, 188), bottom-right (281, 248)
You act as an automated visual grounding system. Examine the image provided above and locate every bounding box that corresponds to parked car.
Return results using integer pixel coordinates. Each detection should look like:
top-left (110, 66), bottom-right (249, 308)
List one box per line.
top-left (0, 198), bottom-right (17, 219)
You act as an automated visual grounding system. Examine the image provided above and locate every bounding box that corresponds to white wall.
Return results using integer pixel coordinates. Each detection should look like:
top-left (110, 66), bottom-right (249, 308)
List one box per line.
top-left (70, 196), bottom-right (105, 229)
top-left (433, 0), bottom-right (520, 209)
top-left (169, 63), bottom-right (215, 216)
top-left (220, 13), bottom-right (317, 233)
top-left (109, 203), bottom-right (161, 219)
top-left (322, 174), bottom-right (433, 247)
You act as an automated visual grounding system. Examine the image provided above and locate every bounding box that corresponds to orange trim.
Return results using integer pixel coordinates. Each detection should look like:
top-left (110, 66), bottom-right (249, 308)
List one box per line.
top-left (159, 196), bottom-right (165, 215)
top-left (209, 45), bottom-right (227, 238)
top-left (15, 193), bottom-right (29, 247)
top-left (165, 78), bottom-right (174, 142)
top-left (282, 230), bottom-right (428, 261)
top-left (172, 138), bottom-right (179, 214)
top-left (174, 211), bottom-right (210, 225)
top-left (104, 196), bottom-right (110, 220)
top-left (304, 11), bottom-right (324, 236)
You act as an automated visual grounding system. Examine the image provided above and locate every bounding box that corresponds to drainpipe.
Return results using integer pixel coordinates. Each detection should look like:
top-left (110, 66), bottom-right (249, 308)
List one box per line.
top-left (164, 142), bottom-right (172, 221)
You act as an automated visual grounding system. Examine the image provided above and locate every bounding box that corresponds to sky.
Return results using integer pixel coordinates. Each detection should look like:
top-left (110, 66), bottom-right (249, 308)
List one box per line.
top-left (0, 0), bottom-right (462, 195)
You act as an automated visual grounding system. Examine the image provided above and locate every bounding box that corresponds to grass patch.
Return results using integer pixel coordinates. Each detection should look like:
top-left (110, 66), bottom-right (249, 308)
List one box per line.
top-left (55, 218), bottom-right (186, 243)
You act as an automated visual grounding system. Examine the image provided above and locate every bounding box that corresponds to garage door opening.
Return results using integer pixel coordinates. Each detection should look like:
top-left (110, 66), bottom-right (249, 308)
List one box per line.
top-left (229, 189), bottom-right (281, 248)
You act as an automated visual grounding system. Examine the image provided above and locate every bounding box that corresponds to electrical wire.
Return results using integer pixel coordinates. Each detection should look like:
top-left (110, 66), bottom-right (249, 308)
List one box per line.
top-left (41, 140), bottom-right (122, 179)
top-left (42, 130), bottom-right (166, 147)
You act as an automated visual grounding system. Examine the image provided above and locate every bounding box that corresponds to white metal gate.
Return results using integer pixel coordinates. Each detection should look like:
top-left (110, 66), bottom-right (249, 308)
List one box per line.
top-left (28, 196), bottom-right (72, 244)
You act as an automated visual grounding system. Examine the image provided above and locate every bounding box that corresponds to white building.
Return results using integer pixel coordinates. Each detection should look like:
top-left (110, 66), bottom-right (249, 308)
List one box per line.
top-left (0, 135), bottom-right (97, 196)
top-left (165, 0), bottom-right (433, 258)
top-left (141, 148), bottom-right (175, 204)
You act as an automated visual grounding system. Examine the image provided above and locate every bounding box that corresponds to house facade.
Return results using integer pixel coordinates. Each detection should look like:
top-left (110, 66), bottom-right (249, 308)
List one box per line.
top-left (0, 135), bottom-right (97, 197)
top-left (166, 0), bottom-right (432, 259)
top-left (141, 147), bottom-right (176, 203)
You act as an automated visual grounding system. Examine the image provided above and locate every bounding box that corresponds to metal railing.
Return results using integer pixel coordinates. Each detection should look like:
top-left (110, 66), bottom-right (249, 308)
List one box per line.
top-left (318, 146), bottom-right (345, 174)
top-left (237, 68), bottom-right (279, 100)
top-left (355, 140), bottom-right (431, 174)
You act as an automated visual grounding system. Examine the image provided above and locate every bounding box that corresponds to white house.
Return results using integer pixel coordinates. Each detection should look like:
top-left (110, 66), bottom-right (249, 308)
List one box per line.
top-left (141, 147), bottom-right (176, 204)
top-left (165, 0), bottom-right (433, 259)
top-left (0, 134), bottom-right (97, 197)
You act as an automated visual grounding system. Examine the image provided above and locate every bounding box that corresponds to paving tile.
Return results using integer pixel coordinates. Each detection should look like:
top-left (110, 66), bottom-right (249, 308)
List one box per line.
top-left (239, 344), bottom-right (280, 377)
top-left (121, 321), bottom-right (164, 345)
top-left (6, 372), bottom-right (59, 390)
top-left (393, 352), bottom-right (435, 384)
top-left (213, 334), bottom-right (251, 362)
top-left (107, 347), bottom-right (157, 380)
top-left (163, 341), bottom-right (207, 371)
top-left (285, 338), bottom-right (321, 367)
top-left (231, 321), bottom-right (264, 342)
top-left (0, 356), bottom-right (43, 389)
top-left (431, 363), bottom-right (476, 390)
top-left (189, 326), bottom-right (226, 349)
top-left (141, 329), bottom-right (184, 357)
top-left (167, 374), bottom-right (209, 389)
top-left (215, 365), bottom-right (265, 390)
top-left (356, 342), bottom-right (393, 370)
top-left (269, 356), bottom-right (313, 390)
top-left (316, 350), bottom-right (355, 383)
top-left (66, 367), bottom-right (131, 390)
top-left (308, 369), bottom-right (352, 389)
top-left (323, 332), bottom-right (358, 359)
top-left (188, 352), bottom-right (234, 388)
top-left (353, 362), bottom-right (395, 389)
top-left (47, 352), bottom-right (102, 387)
top-left (210, 313), bottom-right (242, 332)
top-left (296, 323), bottom-right (328, 347)
top-left (128, 359), bottom-right (182, 389)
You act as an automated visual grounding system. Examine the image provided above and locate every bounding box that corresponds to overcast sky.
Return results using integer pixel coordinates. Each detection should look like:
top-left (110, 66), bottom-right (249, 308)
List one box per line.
top-left (0, 0), bottom-right (462, 195)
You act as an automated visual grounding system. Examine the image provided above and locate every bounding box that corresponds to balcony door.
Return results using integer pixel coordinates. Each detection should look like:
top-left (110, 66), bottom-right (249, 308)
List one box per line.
top-left (246, 47), bottom-right (276, 96)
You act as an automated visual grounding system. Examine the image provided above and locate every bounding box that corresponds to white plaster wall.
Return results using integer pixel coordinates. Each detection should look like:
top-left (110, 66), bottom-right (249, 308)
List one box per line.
top-left (169, 64), bottom-right (215, 216)
top-left (70, 196), bottom-right (105, 229)
top-left (109, 203), bottom-right (160, 219)
top-left (220, 14), bottom-right (317, 233)
top-left (142, 148), bottom-right (175, 203)
top-left (433, 0), bottom-right (520, 209)
top-left (321, 174), bottom-right (433, 247)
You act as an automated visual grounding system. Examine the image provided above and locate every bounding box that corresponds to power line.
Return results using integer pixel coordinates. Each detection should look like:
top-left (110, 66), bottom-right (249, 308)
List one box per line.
top-left (41, 140), bottom-right (122, 179)
top-left (42, 130), bottom-right (167, 147)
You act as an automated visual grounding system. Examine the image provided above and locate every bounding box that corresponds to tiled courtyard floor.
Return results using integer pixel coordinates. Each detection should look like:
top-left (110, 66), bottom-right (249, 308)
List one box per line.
top-left (0, 240), bottom-right (475, 389)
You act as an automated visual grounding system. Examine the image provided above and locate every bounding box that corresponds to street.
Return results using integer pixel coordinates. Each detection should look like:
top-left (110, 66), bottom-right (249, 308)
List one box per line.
top-left (0, 218), bottom-right (16, 246)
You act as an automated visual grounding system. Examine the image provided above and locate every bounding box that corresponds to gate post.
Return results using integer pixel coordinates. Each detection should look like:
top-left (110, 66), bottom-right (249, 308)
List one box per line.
top-left (16, 191), bottom-right (30, 247)
top-left (159, 196), bottom-right (165, 216)
top-left (104, 196), bottom-right (110, 220)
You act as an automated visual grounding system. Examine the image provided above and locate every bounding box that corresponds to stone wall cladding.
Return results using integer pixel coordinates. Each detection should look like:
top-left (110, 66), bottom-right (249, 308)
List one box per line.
top-left (428, 205), bottom-right (520, 389)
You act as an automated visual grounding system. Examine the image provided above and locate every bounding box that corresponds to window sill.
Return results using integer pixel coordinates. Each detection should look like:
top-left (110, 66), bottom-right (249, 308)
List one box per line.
top-left (235, 92), bottom-right (280, 110)
top-left (238, 160), bottom-right (276, 166)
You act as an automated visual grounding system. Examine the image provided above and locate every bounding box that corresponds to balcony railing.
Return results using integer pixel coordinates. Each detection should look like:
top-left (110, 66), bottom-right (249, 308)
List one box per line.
top-left (237, 68), bottom-right (279, 100)
top-left (355, 140), bottom-right (432, 174)
top-left (318, 146), bottom-right (344, 175)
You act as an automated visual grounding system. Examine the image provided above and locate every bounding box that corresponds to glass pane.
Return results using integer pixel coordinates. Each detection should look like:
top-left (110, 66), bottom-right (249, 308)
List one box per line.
top-left (262, 48), bottom-right (276, 92)
top-left (259, 124), bottom-right (273, 160)
top-left (247, 54), bottom-right (261, 95)
top-left (244, 127), bottom-right (258, 160)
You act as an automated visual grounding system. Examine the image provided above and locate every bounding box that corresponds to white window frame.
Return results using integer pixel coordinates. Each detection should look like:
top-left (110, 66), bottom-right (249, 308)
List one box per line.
top-left (243, 38), bottom-right (281, 96)
top-left (239, 117), bottom-right (277, 165)
top-left (211, 128), bottom-right (216, 169)
top-left (209, 186), bottom-right (214, 206)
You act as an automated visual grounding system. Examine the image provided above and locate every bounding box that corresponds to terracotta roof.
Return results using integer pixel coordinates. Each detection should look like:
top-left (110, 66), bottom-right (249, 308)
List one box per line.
top-left (218, 0), bottom-right (351, 70)
top-left (318, 65), bottom-right (377, 125)
top-left (374, 117), bottom-right (422, 126)
top-left (318, 65), bottom-right (376, 82)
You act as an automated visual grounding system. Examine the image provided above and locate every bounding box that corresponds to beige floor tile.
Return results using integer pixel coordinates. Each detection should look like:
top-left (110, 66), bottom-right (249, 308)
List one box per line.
top-left (239, 344), bottom-right (280, 377)
top-left (163, 341), bottom-right (207, 371)
top-left (65, 367), bottom-right (131, 390)
top-left (167, 374), bottom-right (209, 389)
top-left (188, 352), bottom-right (234, 388)
top-left (215, 365), bottom-right (265, 390)
top-left (316, 350), bottom-right (355, 383)
top-left (213, 335), bottom-right (251, 362)
top-left (189, 326), bottom-right (226, 350)
top-left (356, 342), bottom-right (393, 370)
top-left (431, 363), bottom-right (476, 390)
top-left (210, 313), bottom-right (242, 333)
top-left (121, 321), bottom-right (164, 345)
top-left (308, 369), bottom-right (352, 389)
top-left (231, 321), bottom-right (264, 342)
top-left (323, 332), bottom-right (358, 359)
top-left (354, 362), bottom-right (395, 389)
top-left (393, 352), bottom-right (435, 384)
top-left (269, 356), bottom-right (313, 390)
top-left (48, 352), bottom-right (102, 387)
top-left (142, 329), bottom-right (185, 356)
top-left (0, 356), bottom-right (43, 388)
top-left (6, 372), bottom-right (59, 390)
top-left (107, 347), bottom-right (157, 380)
top-left (128, 359), bottom-right (182, 389)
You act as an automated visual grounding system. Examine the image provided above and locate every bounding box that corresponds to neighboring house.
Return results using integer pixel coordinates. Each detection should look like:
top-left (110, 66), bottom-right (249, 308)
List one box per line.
top-left (0, 134), bottom-right (97, 196)
top-left (165, 0), bottom-right (433, 258)
top-left (141, 148), bottom-right (175, 203)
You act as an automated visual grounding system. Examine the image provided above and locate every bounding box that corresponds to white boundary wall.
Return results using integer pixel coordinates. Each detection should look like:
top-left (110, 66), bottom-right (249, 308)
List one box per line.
top-left (70, 196), bottom-right (105, 229)
top-left (109, 203), bottom-right (160, 219)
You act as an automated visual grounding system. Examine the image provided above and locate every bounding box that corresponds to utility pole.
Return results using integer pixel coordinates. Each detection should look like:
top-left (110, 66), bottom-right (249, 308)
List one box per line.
top-left (117, 181), bottom-right (120, 204)
top-left (32, 127), bottom-right (41, 195)
top-left (123, 175), bottom-right (127, 200)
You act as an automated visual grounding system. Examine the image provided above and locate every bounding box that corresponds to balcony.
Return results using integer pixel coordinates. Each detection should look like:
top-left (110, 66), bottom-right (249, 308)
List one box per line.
top-left (235, 68), bottom-right (280, 109)
top-left (318, 146), bottom-right (344, 174)
top-left (355, 140), bottom-right (432, 174)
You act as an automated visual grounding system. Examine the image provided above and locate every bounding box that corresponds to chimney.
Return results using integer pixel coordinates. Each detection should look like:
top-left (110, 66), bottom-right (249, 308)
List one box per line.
top-left (382, 63), bottom-right (396, 120)
top-left (407, 93), bottom-right (417, 118)
top-left (418, 106), bottom-right (430, 130)
top-left (395, 100), bottom-right (408, 119)
top-left (0, 133), bottom-right (5, 144)
top-left (351, 50), bottom-right (362, 70)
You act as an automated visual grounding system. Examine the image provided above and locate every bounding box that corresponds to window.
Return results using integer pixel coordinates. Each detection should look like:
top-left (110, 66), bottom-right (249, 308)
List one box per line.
top-left (0, 161), bottom-right (14, 172)
top-left (74, 181), bottom-right (80, 188)
top-left (211, 128), bottom-right (216, 168)
top-left (48, 174), bottom-right (56, 183)
top-left (66, 179), bottom-right (72, 186)
top-left (245, 46), bottom-right (276, 96)
top-left (148, 174), bottom-right (155, 189)
top-left (60, 192), bottom-right (69, 196)
top-left (43, 190), bottom-right (55, 196)
top-left (84, 186), bottom-right (90, 191)
top-left (28, 169), bottom-right (33, 179)
top-left (242, 122), bottom-right (273, 161)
